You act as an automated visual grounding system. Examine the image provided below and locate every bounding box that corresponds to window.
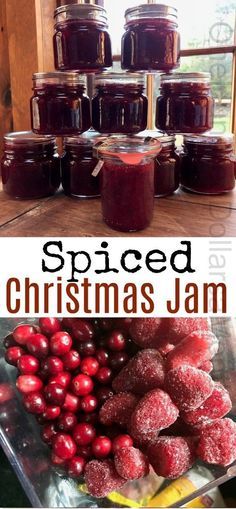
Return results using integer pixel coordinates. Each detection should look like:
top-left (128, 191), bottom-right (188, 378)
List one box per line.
top-left (105, 0), bottom-right (236, 134)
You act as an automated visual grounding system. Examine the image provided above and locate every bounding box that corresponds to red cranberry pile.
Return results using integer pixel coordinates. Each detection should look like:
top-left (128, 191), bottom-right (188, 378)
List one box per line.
top-left (4, 317), bottom-right (236, 499)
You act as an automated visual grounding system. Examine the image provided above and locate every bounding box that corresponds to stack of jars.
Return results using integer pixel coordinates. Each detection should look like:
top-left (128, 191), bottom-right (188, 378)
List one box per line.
top-left (1, 2), bottom-right (235, 232)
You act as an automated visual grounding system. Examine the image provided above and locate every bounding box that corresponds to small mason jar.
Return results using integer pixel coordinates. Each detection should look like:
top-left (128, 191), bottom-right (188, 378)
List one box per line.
top-left (30, 72), bottom-right (91, 136)
top-left (121, 4), bottom-right (180, 72)
top-left (1, 132), bottom-right (60, 199)
top-left (156, 72), bottom-right (214, 134)
top-left (92, 73), bottom-right (148, 134)
top-left (61, 130), bottom-right (104, 198)
top-left (95, 137), bottom-right (161, 232)
top-left (180, 133), bottom-right (235, 195)
top-left (53, 3), bottom-right (112, 72)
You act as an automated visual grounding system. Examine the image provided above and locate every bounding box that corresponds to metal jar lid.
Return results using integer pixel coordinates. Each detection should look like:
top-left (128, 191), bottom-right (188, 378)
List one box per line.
top-left (64, 129), bottom-right (106, 147)
top-left (161, 72), bottom-right (211, 84)
top-left (94, 72), bottom-right (145, 86)
top-left (32, 72), bottom-right (86, 86)
top-left (184, 132), bottom-right (234, 146)
top-left (4, 131), bottom-right (56, 146)
top-left (54, 4), bottom-right (108, 25)
top-left (125, 4), bottom-right (178, 24)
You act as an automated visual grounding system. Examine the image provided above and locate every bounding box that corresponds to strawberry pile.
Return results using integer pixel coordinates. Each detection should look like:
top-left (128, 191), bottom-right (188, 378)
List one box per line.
top-left (4, 317), bottom-right (236, 499)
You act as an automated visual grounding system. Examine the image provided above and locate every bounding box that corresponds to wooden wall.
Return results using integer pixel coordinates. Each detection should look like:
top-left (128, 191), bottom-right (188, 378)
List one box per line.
top-left (0, 1), bottom-right (13, 155)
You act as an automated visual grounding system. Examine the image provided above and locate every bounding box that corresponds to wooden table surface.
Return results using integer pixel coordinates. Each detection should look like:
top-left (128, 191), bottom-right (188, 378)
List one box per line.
top-left (0, 185), bottom-right (236, 237)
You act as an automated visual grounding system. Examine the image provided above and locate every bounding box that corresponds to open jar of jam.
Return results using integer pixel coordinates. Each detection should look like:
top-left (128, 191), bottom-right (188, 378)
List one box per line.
top-left (95, 136), bottom-right (161, 232)
top-left (1, 132), bottom-right (60, 199)
top-left (156, 73), bottom-right (214, 134)
top-left (30, 72), bottom-right (91, 136)
top-left (180, 133), bottom-right (235, 195)
top-left (92, 73), bottom-right (148, 135)
top-left (61, 130), bottom-right (104, 198)
top-left (121, 4), bottom-right (180, 72)
top-left (53, 4), bottom-right (112, 72)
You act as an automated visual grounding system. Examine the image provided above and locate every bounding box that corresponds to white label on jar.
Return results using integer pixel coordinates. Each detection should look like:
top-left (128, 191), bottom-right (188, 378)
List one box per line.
top-left (92, 160), bottom-right (104, 177)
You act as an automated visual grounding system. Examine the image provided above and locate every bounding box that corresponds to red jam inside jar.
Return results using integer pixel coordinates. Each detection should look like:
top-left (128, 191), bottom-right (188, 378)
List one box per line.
top-left (180, 133), bottom-right (235, 195)
top-left (1, 132), bottom-right (60, 199)
top-left (156, 72), bottom-right (214, 134)
top-left (121, 4), bottom-right (180, 72)
top-left (61, 130), bottom-right (103, 198)
top-left (92, 73), bottom-right (148, 135)
top-left (53, 4), bottom-right (112, 72)
top-left (155, 135), bottom-right (180, 197)
top-left (96, 137), bottom-right (161, 232)
top-left (30, 72), bottom-right (91, 136)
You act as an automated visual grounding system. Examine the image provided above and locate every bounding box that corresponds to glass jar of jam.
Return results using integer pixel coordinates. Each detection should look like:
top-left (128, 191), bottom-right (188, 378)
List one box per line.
top-left (156, 73), bottom-right (214, 134)
top-left (95, 137), bottom-right (161, 232)
top-left (53, 4), bottom-right (112, 72)
top-left (138, 131), bottom-right (180, 197)
top-left (30, 72), bottom-right (91, 136)
top-left (1, 132), bottom-right (60, 199)
top-left (92, 73), bottom-right (148, 135)
top-left (61, 130), bottom-right (103, 198)
top-left (180, 133), bottom-right (235, 195)
top-left (121, 4), bottom-right (180, 72)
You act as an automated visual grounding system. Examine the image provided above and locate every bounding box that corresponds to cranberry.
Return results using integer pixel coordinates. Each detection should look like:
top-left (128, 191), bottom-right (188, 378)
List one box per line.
top-left (13, 324), bottom-right (37, 345)
top-left (77, 340), bottom-right (96, 357)
top-left (49, 372), bottom-right (72, 388)
top-left (96, 367), bottom-right (112, 385)
top-left (80, 357), bottom-right (99, 377)
top-left (96, 387), bottom-right (114, 405)
top-left (92, 436), bottom-right (112, 459)
top-left (98, 319), bottom-right (114, 331)
top-left (5, 346), bottom-right (24, 366)
top-left (109, 352), bottom-right (129, 372)
top-left (71, 374), bottom-right (94, 397)
top-left (41, 423), bottom-right (57, 445)
top-left (16, 375), bottom-right (43, 394)
top-left (44, 383), bottom-right (66, 406)
top-left (112, 435), bottom-right (134, 454)
top-left (3, 334), bottom-right (17, 348)
top-left (23, 392), bottom-right (46, 415)
top-left (26, 333), bottom-right (49, 359)
top-left (62, 350), bottom-right (81, 371)
top-left (58, 412), bottom-right (77, 432)
top-left (39, 318), bottom-right (61, 336)
top-left (81, 395), bottom-right (98, 413)
top-left (67, 456), bottom-right (86, 478)
top-left (17, 354), bottom-right (40, 375)
top-left (53, 433), bottom-right (77, 460)
top-left (51, 452), bottom-right (66, 466)
top-left (73, 423), bottom-right (96, 446)
top-left (71, 320), bottom-right (94, 342)
top-left (116, 318), bottom-right (133, 333)
top-left (63, 392), bottom-right (80, 413)
top-left (0, 383), bottom-right (14, 403)
top-left (96, 349), bottom-right (109, 367)
top-left (76, 445), bottom-right (92, 459)
top-left (42, 405), bottom-right (61, 420)
top-left (107, 331), bottom-right (126, 351)
top-left (50, 331), bottom-right (72, 356)
top-left (41, 356), bottom-right (64, 377)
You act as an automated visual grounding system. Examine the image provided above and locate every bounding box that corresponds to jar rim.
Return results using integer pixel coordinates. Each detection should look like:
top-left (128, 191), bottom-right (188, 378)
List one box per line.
top-left (137, 130), bottom-right (176, 144)
top-left (95, 72), bottom-right (145, 86)
top-left (4, 131), bottom-right (56, 145)
top-left (125, 4), bottom-right (178, 23)
top-left (32, 72), bottom-right (86, 86)
top-left (161, 72), bottom-right (211, 83)
top-left (96, 136), bottom-right (161, 162)
top-left (54, 4), bottom-right (108, 24)
top-left (184, 132), bottom-right (234, 145)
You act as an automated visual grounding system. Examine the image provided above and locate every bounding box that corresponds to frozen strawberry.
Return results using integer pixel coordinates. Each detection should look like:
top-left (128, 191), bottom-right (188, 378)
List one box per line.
top-left (84, 459), bottom-right (126, 498)
top-left (197, 418), bottom-right (236, 466)
top-left (200, 361), bottom-right (213, 374)
top-left (112, 349), bottom-right (165, 395)
top-left (147, 436), bottom-right (196, 479)
top-left (165, 366), bottom-right (214, 411)
top-left (130, 389), bottom-right (179, 443)
top-left (166, 330), bottom-right (219, 371)
top-left (99, 393), bottom-right (139, 428)
top-left (182, 383), bottom-right (232, 425)
top-left (158, 318), bottom-right (211, 345)
top-left (114, 446), bottom-right (149, 480)
top-left (129, 319), bottom-right (162, 348)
